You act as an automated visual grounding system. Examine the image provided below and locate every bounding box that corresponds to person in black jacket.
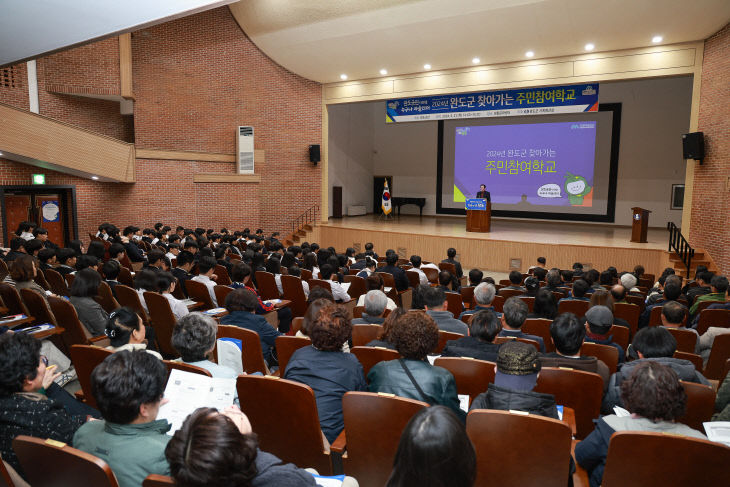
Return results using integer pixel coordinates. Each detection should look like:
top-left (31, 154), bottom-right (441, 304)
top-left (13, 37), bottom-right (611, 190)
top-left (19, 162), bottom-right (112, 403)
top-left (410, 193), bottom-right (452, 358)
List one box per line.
top-left (441, 309), bottom-right (501, 362)
top-left (122, 226), bottom-right (147, 263)
top-left (441, 247), bottom-right (463, 279)
top-left (0, 333), bottom-right (90, 479)
top-left (379, 253), bottom-right (409, 292)
top-left (470, 340), bottom-right (558, 417)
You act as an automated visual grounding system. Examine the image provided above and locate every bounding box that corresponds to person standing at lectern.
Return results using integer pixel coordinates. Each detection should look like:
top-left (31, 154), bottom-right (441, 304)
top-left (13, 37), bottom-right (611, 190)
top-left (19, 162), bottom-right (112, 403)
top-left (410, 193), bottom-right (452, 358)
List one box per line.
top-left (476, 184), bottom-right (491, 202)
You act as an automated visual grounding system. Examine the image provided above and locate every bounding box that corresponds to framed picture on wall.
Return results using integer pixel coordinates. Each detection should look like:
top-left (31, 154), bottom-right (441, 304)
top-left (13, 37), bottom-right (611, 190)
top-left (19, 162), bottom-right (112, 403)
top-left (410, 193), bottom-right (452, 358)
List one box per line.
top-left (671, 184), bottom-right (685, 210)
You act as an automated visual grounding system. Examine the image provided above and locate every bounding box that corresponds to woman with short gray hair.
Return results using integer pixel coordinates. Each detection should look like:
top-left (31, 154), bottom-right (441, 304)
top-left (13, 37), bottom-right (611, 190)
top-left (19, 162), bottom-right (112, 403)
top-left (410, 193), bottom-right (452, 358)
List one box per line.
top-left (171, 313), bottom-right (237, 378)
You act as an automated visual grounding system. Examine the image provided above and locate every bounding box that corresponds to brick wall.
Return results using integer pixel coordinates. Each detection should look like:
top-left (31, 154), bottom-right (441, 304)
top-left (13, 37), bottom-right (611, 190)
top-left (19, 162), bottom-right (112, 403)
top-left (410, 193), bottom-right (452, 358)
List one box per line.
top-left (41, 37), bottom-right (121, 96)
top-left (0, 63), bottom-right (29, 110)
top-left (0, 6), bottom-right (322, 245)
top-left (691, 22), bottom-right (730, 275)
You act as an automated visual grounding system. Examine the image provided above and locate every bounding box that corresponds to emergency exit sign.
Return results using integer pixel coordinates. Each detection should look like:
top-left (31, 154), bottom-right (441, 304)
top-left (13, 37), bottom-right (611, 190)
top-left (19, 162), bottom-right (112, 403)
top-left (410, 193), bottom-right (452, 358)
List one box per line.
top-left (32, 174), bottom-right (45, 184)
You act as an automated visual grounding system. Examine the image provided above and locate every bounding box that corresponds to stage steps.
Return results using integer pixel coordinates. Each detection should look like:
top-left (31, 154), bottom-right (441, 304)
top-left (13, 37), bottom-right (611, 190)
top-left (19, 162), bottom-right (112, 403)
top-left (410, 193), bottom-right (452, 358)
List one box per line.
top-left (285, 224), bottom-right (314, 246)
top-left (667, 249), bottom-right (718, 278)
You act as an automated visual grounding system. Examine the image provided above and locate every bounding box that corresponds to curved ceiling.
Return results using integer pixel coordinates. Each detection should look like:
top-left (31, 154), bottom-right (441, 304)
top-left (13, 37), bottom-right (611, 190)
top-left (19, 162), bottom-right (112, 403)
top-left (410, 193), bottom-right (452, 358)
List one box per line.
top-left (230, 0), bottom-right (730, 84)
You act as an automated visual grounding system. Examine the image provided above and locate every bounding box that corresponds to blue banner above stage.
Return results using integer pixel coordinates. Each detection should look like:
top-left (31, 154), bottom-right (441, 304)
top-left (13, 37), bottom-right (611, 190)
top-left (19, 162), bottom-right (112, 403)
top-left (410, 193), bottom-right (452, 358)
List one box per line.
top-left (465, 198), bottom-right (488, 210)
top-left (385, 83), bottom-right (599, 123)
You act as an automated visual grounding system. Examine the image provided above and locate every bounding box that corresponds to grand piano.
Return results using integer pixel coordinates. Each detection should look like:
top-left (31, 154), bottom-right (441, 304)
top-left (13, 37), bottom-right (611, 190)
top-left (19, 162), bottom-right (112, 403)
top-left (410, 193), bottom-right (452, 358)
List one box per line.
top-left (391, 197), bottom-right (426, 216)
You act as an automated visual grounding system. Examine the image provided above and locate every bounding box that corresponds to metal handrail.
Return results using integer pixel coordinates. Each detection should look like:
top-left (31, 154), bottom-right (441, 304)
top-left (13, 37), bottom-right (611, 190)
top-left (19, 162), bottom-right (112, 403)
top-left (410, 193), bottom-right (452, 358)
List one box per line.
top-left (289, 205), bottom-right (319, 237)
top-left (667, 222), bottom-right (694, 275)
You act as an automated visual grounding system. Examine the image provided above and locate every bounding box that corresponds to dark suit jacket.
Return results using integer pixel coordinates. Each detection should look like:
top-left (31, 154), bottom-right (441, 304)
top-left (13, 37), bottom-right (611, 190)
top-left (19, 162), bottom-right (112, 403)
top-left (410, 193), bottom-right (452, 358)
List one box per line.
top-left (379, 264), bottom-right (409, 291)
top-left (476, 190), bottom-right (491, 202)
top-left (124, 242), bottom-right (146, 263)
top-left (171, 267), bottom-right (193, 296)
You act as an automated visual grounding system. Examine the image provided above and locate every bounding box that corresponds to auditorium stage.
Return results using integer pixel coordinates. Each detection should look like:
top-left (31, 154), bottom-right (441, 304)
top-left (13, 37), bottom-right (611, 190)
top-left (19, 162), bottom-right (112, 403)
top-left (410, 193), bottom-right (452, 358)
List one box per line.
top-left (312, 215), bottom-right (672, 276)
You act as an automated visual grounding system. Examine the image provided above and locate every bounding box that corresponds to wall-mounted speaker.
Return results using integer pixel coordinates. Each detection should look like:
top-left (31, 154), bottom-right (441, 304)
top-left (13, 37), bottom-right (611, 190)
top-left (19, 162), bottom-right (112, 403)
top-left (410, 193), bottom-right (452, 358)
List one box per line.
top-left (682, 132), bottom-right (704, 164)
top-left (309, 144), bottom-right (321, 164)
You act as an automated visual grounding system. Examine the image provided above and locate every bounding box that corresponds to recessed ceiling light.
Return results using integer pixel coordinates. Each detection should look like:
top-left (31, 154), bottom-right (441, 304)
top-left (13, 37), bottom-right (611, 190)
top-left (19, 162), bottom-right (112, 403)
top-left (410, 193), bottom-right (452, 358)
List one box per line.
top-left (472, 57), bottom-right (480, 64)
top-left (423, 64), bottom-right (431, 70)
top-left (339, 74), bottom-right (348, 80)
top-left (525, 51), bottom-right (534, 58)
top-left (379, 69), bottom-right (388, 75)
top-left (652, 35), bottom-right (663, 43)
top-left (584, 43), bottom-right (595, 51)
top-left (91, 176), bottom-right (99, 180)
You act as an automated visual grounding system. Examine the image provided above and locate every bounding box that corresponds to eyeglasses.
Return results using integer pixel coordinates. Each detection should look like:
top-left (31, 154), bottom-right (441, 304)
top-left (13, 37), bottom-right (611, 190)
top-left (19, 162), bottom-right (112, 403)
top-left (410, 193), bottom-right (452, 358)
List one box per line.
top-left (40, 355), bottom-right (49, 367)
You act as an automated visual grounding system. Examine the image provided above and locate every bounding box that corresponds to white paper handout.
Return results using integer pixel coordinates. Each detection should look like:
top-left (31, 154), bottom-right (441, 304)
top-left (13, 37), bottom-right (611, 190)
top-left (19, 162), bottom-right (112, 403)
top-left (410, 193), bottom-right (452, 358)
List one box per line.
top-left (158, 369), bottom-right (237, 434)
top-left (704, 422), bottom-right (730, 447)
top-left (217, 338), bottom-right (244, 375)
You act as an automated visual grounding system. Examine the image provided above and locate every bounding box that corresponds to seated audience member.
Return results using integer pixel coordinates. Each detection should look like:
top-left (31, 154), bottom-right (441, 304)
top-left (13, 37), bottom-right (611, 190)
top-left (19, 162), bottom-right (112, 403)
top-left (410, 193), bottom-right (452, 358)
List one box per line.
top-left (599, 270), bottom-right (613, 288)
top-left (355, 256), bottom-right (377, 278)
top-left (75, 254), bottom-right (99, 272)
top-left (165, 242), bottom-right (181, 261)
top-left (86, 240), bottom-right (106, 262)
top-left (584, 306), bottom-right (626, 363)
top-left (0, 333), bottom-right (89, 480)
top-left (220, 288), bottom-right (281, 367)
top-left (498, 297), bottom-right (546, 352)
top-left (16, 222), bottom-right (35, 241)
top-left (157, 271), bottom-right (189, 320)
top-left (302, 252), bottom-right (320, 279)
top-left (441, 309), bottom-right (501, 362)
top-left (468, 268), bottom-right (484, 287)
top-left (191, 256), bottom-right (219, 306)
top-left (265, 255), bottom-right (284, 296)
top-left (562, 279), bottom-right (590, 301)
top-left (108, 242), bottom-right (127, 264)
top-left (319, 264), bottom-right (351, 302)
top-left (410, 284), bottom-right (430, 310)
top-left (70, 268), bottom-right (109, 336)
top-left (714, 372), bottom-right (730, 422)
top-left (379, 253), bottom-right (410, 292)
top-left (10, 255), bottom-right (53, 306)
top-left (365, 307), bottom-right (404, 350)
top-left (686, 270), bottom-right (713, 306)
top-left (105, 307), bottom-right (162, 359)
top-left (368, 311), bottom-right (465, 420)
top-left (165, 407), bottom-right (336, 487)
top-left (602, 327), bottom-right (710, 413)
top-left (522, 276), bottom-right (540, 297)
top-left (528, 288), bottom-right (558, 320)
top-left (171, 250), bottom-right (195, 297)
top-left (73, 351), bottom-right (171, 487)
top-left (122, 226), bottom-right (146, 263)
top-left (441, 247), bottom-right (463, 278)
top-left (561, 269), bottom-right (574, 284)
top-left (572, 262), bottom-right (584, 277)
top-left (284, 304), bottom-right (366, 443)
top-left (540, 313), bottom-right (610, 388)
top-left (470, 340), bottom-right (558, 418)
top-left (229, 261), bottom-right (293, 333)
top-left (37, 247), bottom-right (57, 271)
top-left (695, 289), bottom-right (730, 362)
top-left (544, 270), bottom-right (564, 292)
top-left (296, 297), bottom-right (333, 339)
top-left (408, 255), bottom-right (429, 286)
top-left (610, 284), bottom-right (629, 304)
top-left (387, 406), bottom-right (475, 487)
top-left (638, 280), bottom-right (684, 329)
top-left (502, 270), bottom-right (526, 293)
top-left (423, 286), bottom-right (469, 335)
top-left (172, 313), bottom-right (237, 378)
top-left (144, 249), bottom-right (166, 272)
top-left (352, 290), bottom-right (388, 325)
top-left (583, 269), bottom-right (602, 292)
top-left (585, 288), bottom-right (631, 330)
top-left (133, 268), bottom-right (158, 313)
top-left (356, 273), bottom-right (397, 310)
top-left (438, 270), bottom-right (461, 292)
top-left (532, 266), bottom-right (548, 283)
top-left (689, 274), bottom-right (728, 318)
top-left (620, 272), bottom-right (640, 294)
top-left (69, 239), bottom-right (85, 257)
top-left (577, 362), bottom-right (706, 487)
top-left (102, 259), bottom-right (122, 298)
top-left (459, 282), bottom-right (500, 319)
top-left (3, 237), bottom-right (27, 262)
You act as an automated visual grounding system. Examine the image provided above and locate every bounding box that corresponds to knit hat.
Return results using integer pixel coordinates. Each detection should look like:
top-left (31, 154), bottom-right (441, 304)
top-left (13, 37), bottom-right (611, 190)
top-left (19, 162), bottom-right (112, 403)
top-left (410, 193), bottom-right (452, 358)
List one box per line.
top-left (585, 305), bottom-right (613, 327)
top-left (620, 273), bottom-right (637, 289)
top-left (496, 340), bottom-right (541, 376)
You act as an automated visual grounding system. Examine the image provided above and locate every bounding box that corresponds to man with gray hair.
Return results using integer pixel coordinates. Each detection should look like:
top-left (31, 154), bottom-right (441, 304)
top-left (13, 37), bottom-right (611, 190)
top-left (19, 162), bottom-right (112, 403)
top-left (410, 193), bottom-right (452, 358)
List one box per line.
top-left (172, 312), bottom-right (237, 378)
top-left (353, 290), bottom-right (388, 325)
top-left (459, 282), bottom-right (501, 319)
top-left (498, 297), bottom-right (545, 352)
top-left (620, 273), bottom-right (640, 293)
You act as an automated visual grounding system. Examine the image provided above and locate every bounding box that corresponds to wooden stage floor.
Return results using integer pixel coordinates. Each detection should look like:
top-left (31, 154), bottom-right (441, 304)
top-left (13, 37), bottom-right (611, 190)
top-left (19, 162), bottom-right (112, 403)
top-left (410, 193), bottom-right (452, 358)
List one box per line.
top-left (314, 215), bottom-right (672, 275)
